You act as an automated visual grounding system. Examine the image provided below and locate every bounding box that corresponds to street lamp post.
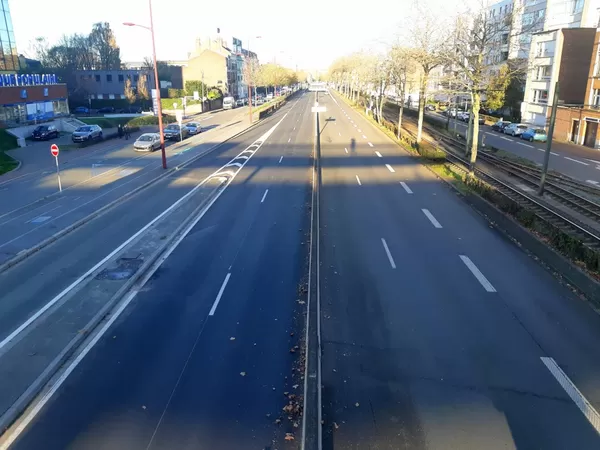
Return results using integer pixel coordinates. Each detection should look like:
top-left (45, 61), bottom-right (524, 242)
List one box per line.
top-left (123, 0), bottom-right (167, 169)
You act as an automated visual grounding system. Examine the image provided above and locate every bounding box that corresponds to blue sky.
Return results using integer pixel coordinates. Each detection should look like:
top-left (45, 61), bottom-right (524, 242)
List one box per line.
top-left (11, 0), bottom-right (464, 72)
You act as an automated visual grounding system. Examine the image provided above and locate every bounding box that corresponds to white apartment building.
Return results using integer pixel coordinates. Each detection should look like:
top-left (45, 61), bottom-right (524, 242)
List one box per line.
top-left (520, 27), bottom-right (596, 126)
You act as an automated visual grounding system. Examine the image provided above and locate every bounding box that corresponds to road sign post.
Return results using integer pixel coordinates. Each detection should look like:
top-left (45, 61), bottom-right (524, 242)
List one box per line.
top-left (175, 110), bottom-right (183, 141)
top-left (50, 144), bottom-right (62, 192)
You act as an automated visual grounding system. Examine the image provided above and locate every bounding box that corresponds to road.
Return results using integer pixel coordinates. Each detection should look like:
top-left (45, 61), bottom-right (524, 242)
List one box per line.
top-left (317, 92), bottom-right (600, 448)
top-left (392, 103), bottom-right (600, 185)
top-left (2, 92), bottom-right (313, 449)
top-left (0, 106), bottom-right (252, 266)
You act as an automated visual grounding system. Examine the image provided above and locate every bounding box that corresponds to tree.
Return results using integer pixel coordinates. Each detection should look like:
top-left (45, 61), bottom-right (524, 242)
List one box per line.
top-left (89, 22), bottom-right (121, 70)
top-left (409, 10), bottom-right (449, 144)
top-left (124, 78), bottom-right (136, 104)
top-left (184, 80), bottom-right (210, 98)
top-left (485, 64), bottom-right (510, 111)
top-left (137, 74), bottom-right (150, 106)
top-left (389, 45), bottom-right (419, 137)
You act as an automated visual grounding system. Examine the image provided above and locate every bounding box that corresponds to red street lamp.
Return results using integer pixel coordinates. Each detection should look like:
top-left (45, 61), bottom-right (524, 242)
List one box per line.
top-left (123, 0), bottom-right (167, 169)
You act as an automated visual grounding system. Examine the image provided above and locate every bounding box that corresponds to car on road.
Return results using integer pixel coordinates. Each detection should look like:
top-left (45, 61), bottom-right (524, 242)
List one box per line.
top-left (97, 107), bottom-right (115, 114)
top-left (133, 133), bottom-right (161, 151)
top-left (492, 120), bottom-right (511, 132)
top-left (235, 99), bottom-right (244, 107)
top-left (503, 123), bottom-right (528, 137)
top-left (223, 96), bottom-right (236, 109)
top-left (184, 122), bottom-right (202, 135)
top-left (163, 124), bottom-right (189, 141)
top-left (31, 124), bottom-right (59, 141)
top-left (457, 112), bottom-right (470, 122)
top-left (521, 128), bottom-right (548, 143)
top-left (71, 125), bottom-right (103, 142)
top-left (73, 106), bottom-right (90, 114)
top-left (425, 104), bottom-right (435, 111)
top-left (266, 93), bottom-right (274, 100)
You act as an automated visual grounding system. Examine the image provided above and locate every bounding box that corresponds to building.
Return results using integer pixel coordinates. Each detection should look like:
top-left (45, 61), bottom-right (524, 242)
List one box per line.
top-left (0, 0), bottom-right (21, 72)
top-left (521, 27), bottom-right (596, 127)
top-left (551, 29), bottom-right (600, 147)
top-left (122, 61), bottom-right (185, 89)
top-left (183, 35), bottom-right (257, 99)
top-left (73, 69), bottom-right (155, 100)
top-left (0, 74), bottom-right (69, 127)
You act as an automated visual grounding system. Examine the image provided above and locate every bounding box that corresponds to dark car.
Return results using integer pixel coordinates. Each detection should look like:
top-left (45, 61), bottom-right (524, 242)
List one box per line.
top-left (492, 120), bottom-right (511, 132)
top-left (73, 106), bottom-right (90, 114)
top-left (97, 107), bottom-right (115, 114)
top-left (163, 124), bottom-right (189, 141)
top-left (31, 125), bottom-right (59, 141)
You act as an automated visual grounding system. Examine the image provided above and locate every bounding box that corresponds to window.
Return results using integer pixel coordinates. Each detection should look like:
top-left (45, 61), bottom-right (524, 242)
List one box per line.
top-left (591, 89), bottom-right (600, 107)
top-left (118, 74), bottom-right (124, 83)
top-left (106, 74), bottom-right (113, 82)
top-left (134, 75), bottom-right (139, 82)
top-left (501, 34), bottom-right (509, 45)
top-left (573, 0), bottom-right (584, 14)
top-left (533, 89), bottom-right (549, 104)
top-left (95, 74), bottom-right (100, 82)
top-left (523, 12), bottom-right (534, 25)
top-left (537, 65), bottom-right (551, 79)
top-left (501, 51), bottom-right (509, 61)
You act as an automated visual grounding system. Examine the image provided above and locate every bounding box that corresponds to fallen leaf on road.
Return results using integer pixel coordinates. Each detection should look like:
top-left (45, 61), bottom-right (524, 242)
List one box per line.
top-left (240, 372), bottom-right (246, 377)
top-left (355, 402), bottom-right (360, 407)
top-left (142, 405), bottom-right (146, 410)
top-left (293, 384), bottom-right (299, 389)
top-left (275, 418), bottom-right (282, 424)
top-left (230, 337), bottom-right (236, 341)
top-left (334, 422), bottom-right (339, 429)
top-left (285, 433), bottom-right (295, 441)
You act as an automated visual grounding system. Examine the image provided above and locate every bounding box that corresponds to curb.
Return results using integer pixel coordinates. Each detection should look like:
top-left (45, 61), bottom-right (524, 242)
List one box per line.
top-left (0, 179), bottom-right (226, 436)
top-left (0, 117), bottom-right (267, 275)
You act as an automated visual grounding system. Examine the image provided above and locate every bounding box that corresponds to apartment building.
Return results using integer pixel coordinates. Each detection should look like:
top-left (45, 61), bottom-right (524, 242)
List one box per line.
top-left (521, 27), bottom-right (595, 127)
top-left (549, 29), bottom-right (600, 147)
top-left (74, 69), bottom-right (155, 100)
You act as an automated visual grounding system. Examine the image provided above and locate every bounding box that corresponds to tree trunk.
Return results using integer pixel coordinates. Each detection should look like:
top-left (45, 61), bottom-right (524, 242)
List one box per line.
top-left (397, 83), bottom-right (404, 138)
top-left (416, 72), bottom-right (428, 144)
top-left (469, 92), bottom-right (481, 173)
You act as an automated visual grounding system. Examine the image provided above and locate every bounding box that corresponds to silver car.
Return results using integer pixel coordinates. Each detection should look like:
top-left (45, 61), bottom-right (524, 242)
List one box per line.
top-left (503, 123), bottom-right (528, 137)
top-left (184, 122), bottom-right (202, 135)
top-left (72, 125), bottom-right (103, 142)
top-left (134, 133), bottom-right (161, 152)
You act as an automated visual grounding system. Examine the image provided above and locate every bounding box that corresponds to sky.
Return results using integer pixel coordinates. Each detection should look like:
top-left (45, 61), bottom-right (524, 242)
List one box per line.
top-left (10, 0), bottom-right (468, 73)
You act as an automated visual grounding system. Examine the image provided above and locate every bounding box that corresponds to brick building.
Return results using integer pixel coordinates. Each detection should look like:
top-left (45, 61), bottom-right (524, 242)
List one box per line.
top-left (551, 29), bottom-right (600, 149)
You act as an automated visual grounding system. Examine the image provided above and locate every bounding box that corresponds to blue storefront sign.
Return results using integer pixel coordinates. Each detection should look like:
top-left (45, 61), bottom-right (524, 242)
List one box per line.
top-left (0, 73), bottom-right (58, 87)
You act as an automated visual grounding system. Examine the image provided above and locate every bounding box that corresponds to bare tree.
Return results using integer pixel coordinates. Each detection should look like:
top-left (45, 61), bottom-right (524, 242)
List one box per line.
top-left (409, 11), bottom-right (449, 143)
top-left (389, 45), bottom-right (419, 138)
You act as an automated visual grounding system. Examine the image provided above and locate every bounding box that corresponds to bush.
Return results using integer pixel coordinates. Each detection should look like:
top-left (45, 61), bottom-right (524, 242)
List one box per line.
top-left (126, 114), bottom-right (176, 127)
top-left (80, 117), bottom-right (131, 129)
top-left (167, 88), bottom-right (185, 98)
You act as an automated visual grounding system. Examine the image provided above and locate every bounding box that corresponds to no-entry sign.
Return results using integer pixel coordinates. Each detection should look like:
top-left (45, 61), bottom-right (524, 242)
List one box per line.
top-left (50, 144), bottom-right (59, 157)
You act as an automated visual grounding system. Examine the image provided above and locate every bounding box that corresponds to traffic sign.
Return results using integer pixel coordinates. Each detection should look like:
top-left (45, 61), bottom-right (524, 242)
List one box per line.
top-left (175, 110), bottom-right (183, 125)
top-left (50, 144), bottom-right (59, 157)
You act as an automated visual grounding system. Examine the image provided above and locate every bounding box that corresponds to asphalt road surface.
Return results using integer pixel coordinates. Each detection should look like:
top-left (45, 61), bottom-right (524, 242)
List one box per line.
top-left (318, 91), bottom-right (600, 449)
top-left (4, 92), bottom-right (313, 449)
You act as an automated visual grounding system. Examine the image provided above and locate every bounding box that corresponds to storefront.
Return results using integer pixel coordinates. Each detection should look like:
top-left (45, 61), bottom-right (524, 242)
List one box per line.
top-left (0, 74), bottom-right (69, 127)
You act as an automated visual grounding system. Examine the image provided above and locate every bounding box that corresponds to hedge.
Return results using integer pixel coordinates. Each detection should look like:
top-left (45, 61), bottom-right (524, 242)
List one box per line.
top-left (126, 114), bottom-right (176, 127)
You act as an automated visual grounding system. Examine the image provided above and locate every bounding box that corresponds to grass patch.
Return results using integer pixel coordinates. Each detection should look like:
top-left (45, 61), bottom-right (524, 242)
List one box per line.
top-left (0, 129), bottom-right (19, 175)
top-left (80, 117), bottom-right (131, 129)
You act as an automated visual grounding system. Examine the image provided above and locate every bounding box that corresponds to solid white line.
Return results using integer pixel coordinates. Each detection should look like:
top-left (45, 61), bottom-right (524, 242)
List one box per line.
top-left (459, 255), bottom-right (496, 292)
top-left (362, 135), bottom-right (367, 139)
top-left (279, 156), bottom-right (283, 164)
top-left (381, 238), bottom-right (396, 269)
top-left (368, 142), bottom-right (374, 147)
top-left (400, 181), bottom-right (413, 194)
top-left (0, 114), bottom-right (289, 355)
top-left (386, 164), bottom-right (395, 173)
top-left (422, 209), bottom-right (442, 228)
top-left (517, 142), bottom-right (533, 148)
top-left (209, 273), bottom-right (231, 316)
top-left (564, 156), bottom-right (589, 166)
top-left (375, 151), bottom-right (382, 157)
top-left (355, 175), bottom-right (361, 185)
top-left (541, 357), bottom-right (600, 434)
top-left (261, 189), bottom-right (269, 203)
top-left (288, 138), bottom-right (291, 143)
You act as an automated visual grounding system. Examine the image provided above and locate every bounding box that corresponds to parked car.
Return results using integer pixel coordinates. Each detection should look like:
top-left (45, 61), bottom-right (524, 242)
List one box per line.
top-left (503, 123), bottom-right (528, 136)
top-left (492, 120), bottom-right (511, 132)
top-left (31, 124), bottom-right (59, 141)
top-left (235, 99), bottom-right (245, 107)
top-left (73, 106), bottom-right (90, 114)
top-left (184, 122), bottom-right (202, 135)
top-left (425, 104), bottom-right (436, 111)
top-left (457, 112), bottom-right (470, 122)
top-left (163, 124), bottom-right (189, 141)
top-left (478, 116), bottom-right (485, 125)
top-left (521, 128), bottom-right (548, 143)
top-left (97, 107), bottom-right (115, 114)
top-left (72, 125), bottom-right (103, 142)
top-left (133, 133), bottom-right (161, 152)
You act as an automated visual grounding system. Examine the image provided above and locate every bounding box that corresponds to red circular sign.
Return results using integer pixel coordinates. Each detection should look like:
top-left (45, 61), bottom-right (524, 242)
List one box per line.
top-left (50, 144), bottom-right (59, 157)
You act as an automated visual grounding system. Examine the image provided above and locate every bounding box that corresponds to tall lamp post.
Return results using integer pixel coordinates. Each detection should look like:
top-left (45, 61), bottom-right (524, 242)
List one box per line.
top-left (124, 0), bottom-right (167, 169)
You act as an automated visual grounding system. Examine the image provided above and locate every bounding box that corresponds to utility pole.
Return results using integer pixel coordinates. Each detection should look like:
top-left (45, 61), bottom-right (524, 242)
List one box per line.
top-left (539, 81), bottom-right (559, 195)
top-left (201, 71), bottom-right (205, 112)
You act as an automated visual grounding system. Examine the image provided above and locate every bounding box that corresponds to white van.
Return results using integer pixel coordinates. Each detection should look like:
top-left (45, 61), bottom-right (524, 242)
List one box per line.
top-left (223, 96), bottom-right (235, 109)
